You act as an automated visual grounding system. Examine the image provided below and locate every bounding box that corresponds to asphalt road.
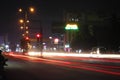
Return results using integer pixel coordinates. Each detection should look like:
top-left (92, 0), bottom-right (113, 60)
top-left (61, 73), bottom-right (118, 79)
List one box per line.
top-left (1, 54), bottom-right (120, 80)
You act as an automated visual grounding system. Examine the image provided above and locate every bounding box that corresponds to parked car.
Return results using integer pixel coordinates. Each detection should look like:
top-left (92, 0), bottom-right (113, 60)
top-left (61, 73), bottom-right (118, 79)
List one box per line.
top-left (90, 47), bottom-right (106, 54)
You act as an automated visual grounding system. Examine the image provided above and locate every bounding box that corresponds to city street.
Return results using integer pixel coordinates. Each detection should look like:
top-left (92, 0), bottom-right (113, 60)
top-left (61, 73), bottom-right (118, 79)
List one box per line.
top-left (2, 53), bottom-right (120, 80)
top-left (0, 1), bottom-right (120, 80)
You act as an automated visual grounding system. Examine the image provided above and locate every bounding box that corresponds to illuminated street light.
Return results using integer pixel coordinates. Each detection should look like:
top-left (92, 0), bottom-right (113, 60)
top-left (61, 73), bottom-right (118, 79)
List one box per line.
top-left (26, 20), bottom-right (30, 23)
top-left (29, 7), bottom-right (35, 13)
top-left (18, 7), bottom-right (35, 38)
top-left (26, 30), bottom-right (29, 34)
top-left (19, 19), bottom-right (24, 24)
top-left (19, 7), bottom-right (35, 13)
top-left (22, 33), bottom-right (25, 37)
top-left (20, 26), bottom-right (24, 29)
top-left (25, 26), bottom-right (28, 29)
top-left (19, 8), bottom-right (22, 12)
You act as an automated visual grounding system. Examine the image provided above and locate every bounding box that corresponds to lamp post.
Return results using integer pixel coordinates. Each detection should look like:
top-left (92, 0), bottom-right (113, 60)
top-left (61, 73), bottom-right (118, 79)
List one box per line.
top-left (18, 7), bottom-right (35, 38)
top-left (18, 7), bottom-right (35, 52)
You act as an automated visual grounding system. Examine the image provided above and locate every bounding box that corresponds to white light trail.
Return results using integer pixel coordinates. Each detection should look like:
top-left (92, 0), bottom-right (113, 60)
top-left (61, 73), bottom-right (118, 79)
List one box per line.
top-left (27, 51), bottom-right (120, 59)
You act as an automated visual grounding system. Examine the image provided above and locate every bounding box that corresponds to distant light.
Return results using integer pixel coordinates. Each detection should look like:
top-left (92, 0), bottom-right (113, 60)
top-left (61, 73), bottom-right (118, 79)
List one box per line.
top-left (26, 31), bottom-right (29, 34)
top-left (36, 34), bottom-right (41, 38)
top-left (22, 34), bottom-right (25, 37)
top-left (26, 26), bottom-right (28, 29)
top-left (49, 36), bottom-right (52, 39)
top-left (65, 24), bottom-right (78, 30)
top-left (20, 26), bottom-right (24, 29)
top-left (16, 44), bottom-right (20, 47)
top-left (54, 38), bottom-right (59, 44)
top-left (43, 43), bottom-right (46, 45)
top-left (25, 37), bottom-right (29, 40)
top-left (65, 44), bottom-right (70, 48)
top-left (19, 8), bottom-right (22, 12)
top-left (19, 19), bottom-right (24, 23)
top-left (53, 47), bottom-right (56, 51)
top-left (5, 45), bottom-right (9, 48)
top-left (29, 7), bottom-right (35, 13)
top-left (32, 46), bottom-right (36, 48)
top-left (26, 20), bottom-right (30, 23)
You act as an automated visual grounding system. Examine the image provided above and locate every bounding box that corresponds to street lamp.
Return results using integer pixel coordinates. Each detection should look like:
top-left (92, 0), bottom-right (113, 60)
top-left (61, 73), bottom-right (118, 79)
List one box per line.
top-left (20, 26), bottom-right (24, 30)
top-left (19, 19), bottom-right (24, 24)
top-left (18, 7), bottom-right (35, 52)
top-left (19, 8), bottom-right (22, 12)
top-left (18, 7), bottom-right (35, 37)
top-left (19, 7), bottom-right (35, 13)
top-left (29, 7), bottom-right (35, 13)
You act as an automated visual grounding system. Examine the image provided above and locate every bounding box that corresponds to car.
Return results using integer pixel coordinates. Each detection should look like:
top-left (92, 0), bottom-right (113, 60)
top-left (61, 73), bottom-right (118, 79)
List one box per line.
top-left (90, 47), bottom-right (106, 54)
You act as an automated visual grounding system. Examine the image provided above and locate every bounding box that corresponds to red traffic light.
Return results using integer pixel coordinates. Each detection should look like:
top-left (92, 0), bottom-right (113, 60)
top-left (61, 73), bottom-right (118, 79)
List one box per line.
top-left (25, 36), bottom-right (29, 40)
top-left (36, 33), bottom-right (41, 38)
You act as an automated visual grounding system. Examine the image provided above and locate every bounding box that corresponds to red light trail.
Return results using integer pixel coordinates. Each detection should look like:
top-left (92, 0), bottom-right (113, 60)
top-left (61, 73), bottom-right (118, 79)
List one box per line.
top-left (7, 53), bottom-right (120, 76)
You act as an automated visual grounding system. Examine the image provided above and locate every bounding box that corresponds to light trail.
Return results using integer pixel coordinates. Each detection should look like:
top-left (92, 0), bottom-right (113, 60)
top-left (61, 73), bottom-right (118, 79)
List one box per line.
top-left (27, 51), bottom-right (120, 59)
top-left (26, 51), bottom-right (120, 63)
top-left (7, 53), bottom-right (120, 76)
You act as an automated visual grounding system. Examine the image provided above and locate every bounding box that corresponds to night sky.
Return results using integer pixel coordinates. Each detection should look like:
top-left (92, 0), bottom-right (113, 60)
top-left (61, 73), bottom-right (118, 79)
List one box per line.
top-left (0, 0), bottom-right (120, 44)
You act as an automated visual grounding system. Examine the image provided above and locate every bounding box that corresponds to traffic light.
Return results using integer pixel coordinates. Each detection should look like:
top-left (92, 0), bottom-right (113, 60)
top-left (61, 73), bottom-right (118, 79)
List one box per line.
top-left (36, 33), bottom-right (41, 42)
top-left (36, 34), bottom-right (41, 38)
top-left (25, 36), bottom-right (30, 43)
top-left (25, 36), bottom-right (29, 40)
top-left (36, 33), bottom-right (43, 52)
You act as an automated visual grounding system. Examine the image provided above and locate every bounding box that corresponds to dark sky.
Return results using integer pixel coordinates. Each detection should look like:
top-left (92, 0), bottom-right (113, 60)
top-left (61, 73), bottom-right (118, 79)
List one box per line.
top-left (0, 0), bottom-right (119, 44)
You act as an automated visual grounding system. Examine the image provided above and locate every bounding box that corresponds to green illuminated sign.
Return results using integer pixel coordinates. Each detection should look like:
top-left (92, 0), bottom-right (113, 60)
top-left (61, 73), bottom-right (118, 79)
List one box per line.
top-left (65, 24), bottom-right (78, 30)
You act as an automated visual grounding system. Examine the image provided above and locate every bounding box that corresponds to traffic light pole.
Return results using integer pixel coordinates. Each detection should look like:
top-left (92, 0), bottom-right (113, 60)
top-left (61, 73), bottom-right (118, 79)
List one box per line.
top-left (40, 26), bottom-right (43, 57)
top-left (36, 20), bottom-right (43, 57)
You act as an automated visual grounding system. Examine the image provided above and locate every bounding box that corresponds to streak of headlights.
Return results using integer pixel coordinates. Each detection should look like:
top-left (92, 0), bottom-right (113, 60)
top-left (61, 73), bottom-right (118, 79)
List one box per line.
top-left (27, 51), bottom-right (120, 59)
